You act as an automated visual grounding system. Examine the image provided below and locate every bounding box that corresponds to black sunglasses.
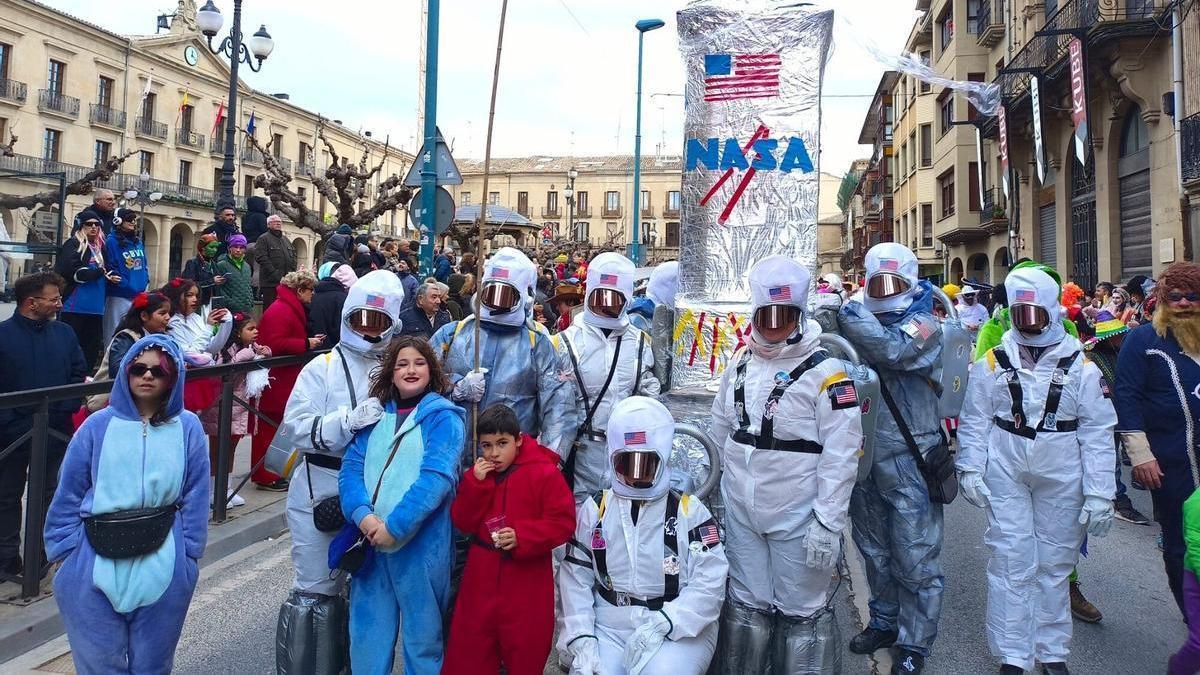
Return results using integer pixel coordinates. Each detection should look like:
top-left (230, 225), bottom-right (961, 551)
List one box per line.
top-left (129, 363), bottom-right (170, 379)
top-left (1168, 291), bottom-right (1200, 302)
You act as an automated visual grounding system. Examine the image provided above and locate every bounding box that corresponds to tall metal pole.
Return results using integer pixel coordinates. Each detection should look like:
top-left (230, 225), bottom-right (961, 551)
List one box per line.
top-left (419, 0), bottom-right (440, 276)
top-left (217, 0), bottom-right (244, 210)
top-left (631, 31), bottom-right (646, 266)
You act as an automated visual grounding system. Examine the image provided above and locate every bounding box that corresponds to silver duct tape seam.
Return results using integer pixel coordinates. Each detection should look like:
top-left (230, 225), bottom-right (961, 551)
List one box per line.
top-left (673, 2), bottom-right (833, 387)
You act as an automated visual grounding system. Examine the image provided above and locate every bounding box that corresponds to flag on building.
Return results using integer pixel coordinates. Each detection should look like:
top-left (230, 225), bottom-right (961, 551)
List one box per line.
top-left (246, 111), bottom-right (257, 137)
top-left (211, 101), bottom-right (226, 137)
top-left (137, 73), bottom-right (153, 109)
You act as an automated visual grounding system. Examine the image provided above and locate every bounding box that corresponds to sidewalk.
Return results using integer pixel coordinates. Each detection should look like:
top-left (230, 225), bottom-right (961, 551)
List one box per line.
top-left (0, 437), bottom-right (289, 659)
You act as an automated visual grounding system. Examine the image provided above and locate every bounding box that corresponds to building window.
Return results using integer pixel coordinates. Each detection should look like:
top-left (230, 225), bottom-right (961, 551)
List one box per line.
top-left (139, 150), bottom-right (153, 175)
top-left (921, 203), bottom-right (933, 247)
top-left (667, 190), bottom-right (681, 213)
top-left (641, 189), bottom-right (650, 209)
top-left (909, 131), bottom-right (917, 173)
top-left (98, 76), bottom-right (114, 108)
top-left (967, 0), bottom-right (981, 33)
top-left (141, 92), bottom-right (156, 120)
top-left (577, 191), bottom-right (588, 212)
top-left (966, 73), bottom-right (985, 121)
top-left (48, 60), bottom-right (66, 94)
top-left (517, 191), bottom-right (528, 215)
top-left (461, 192), bottom-right (471, 206)
top-left (938, 168), bottom-right (955, 218)
top-left (920, 124), bottom-right (932, 167)
top-left (1046, 0), bottom-right (1059, 16)
top-left (272, 133), bottom-right (284, 157)
top-left (899, 143), bottom-right (907, 181)
top-left (605, 191), bottom-right (620, 213)
top-left (244, 175), bottom-right (256, 199)
top-left (938, 90), bottom-right (954, 136)
top-left (666, 221), bottom-right (680, 247)
top-left (179, 159), bottom-right (192, 186)
top-left (577, 222), bottom-right (590, 240)
top-left (43, 129), bottom-right (62, 161)
top-left (0, 44), bottom-right (10, 80)
top-left (547, 191), bottom-right (558, 213)
top-left (180, 104), bottom-right (194, 133)
top-left (299, 141), bottom-right (310, 164)
top-left (968, 161), bottom-right (981, 212)
top-left (938, 5), bottom-right (954, 52)
top-left (298, 186), bottom-right (307, 202)
top-left (213, 167), bottom-right (222, 191)
top-left (489, 191), bottom-right (499, 206)
top-left (919, 51), bottom-right (931, 93)
top-left (93, 140), bottom-right (111, 167)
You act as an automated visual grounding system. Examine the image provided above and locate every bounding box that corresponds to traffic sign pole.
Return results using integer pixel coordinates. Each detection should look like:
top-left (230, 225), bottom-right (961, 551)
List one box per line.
top-left (419, 0), bottom-right (439, 276)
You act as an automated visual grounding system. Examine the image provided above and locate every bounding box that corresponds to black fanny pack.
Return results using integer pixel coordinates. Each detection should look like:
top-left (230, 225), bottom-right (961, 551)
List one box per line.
top-left (84, 504), bottom-right (178, 559)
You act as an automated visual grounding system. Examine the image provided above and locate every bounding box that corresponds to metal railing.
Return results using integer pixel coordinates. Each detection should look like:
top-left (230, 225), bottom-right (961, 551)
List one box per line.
top-left (176, 128), bottom-right (206, 149)
top-left (0, 351), bottom-right (321, 599)
top-left (241, 146), bottom-right (264, 165)
top-left (1183, 113), bottom-right (1200, 184)
top-left (296, 161), bottom-right (314, 177)
top-left (210, 136), bottom-right (227, 155)
top-left (88, 104), bottom-right (126, 129)
top-left (37, 90), bottom-right (79, 117)
top-left (541, 206), bottom-right (561, 218)
top-left (134, 116), bottom-right (168, 140)
top-left (980, 187), bottom-right (1008, 224)
top-left (271, 154), bottom-right (293, 173)
top-left (602, 206), bottom-right (623, 218)
top-left (573, 206), bottom-right (592, 218)
top-left (0, 78), bottom-right (27, 103)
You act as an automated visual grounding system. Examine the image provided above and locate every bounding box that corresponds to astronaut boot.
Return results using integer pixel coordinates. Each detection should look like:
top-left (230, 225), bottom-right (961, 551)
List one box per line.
top-left (716, 599), bottom-right (775, 674)
top-left (771, 607), bottom-right (842, 674)
top-left (276, 590), bottom-right (349, 675)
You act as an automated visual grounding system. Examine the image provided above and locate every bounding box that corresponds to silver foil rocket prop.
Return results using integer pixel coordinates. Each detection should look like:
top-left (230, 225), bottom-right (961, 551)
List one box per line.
top-left (673, 1), bottom-right (834, 388)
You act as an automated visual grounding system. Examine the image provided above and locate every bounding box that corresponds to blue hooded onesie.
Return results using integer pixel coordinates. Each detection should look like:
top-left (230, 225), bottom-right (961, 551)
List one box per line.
top-left (44, 334), bottom-right (210, 674)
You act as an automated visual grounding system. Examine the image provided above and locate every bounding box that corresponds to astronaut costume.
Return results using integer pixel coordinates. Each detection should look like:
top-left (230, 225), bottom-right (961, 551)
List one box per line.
top-left (430, 247), bottom-right (578, 459)
top-left (710, 255), bottom-right (864, 674)
top-left (271, 270), bottom-right (405, 674)
top-left (956, 267), bottom-right (1115, 673)
top-left (957, 286), bottom-right (989, 335)
top-left (561, 252), bottom-right (660, 500)
top-left (559, 397), bottom-right (728, 675)
top-left (836, 243), bottom-right (945, 672)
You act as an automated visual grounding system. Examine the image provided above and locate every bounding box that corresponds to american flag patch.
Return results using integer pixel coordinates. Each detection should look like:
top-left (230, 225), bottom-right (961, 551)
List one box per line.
top-left (699, 523), bottom-right (720, 546)
top-left (1100, 376), bottom-right (1112, 399)
top-left (828, 381), bottom-right (859, 409)
top-left (904, 317), bottom-right (935, 340)
top-left (365, 294), bottom-right (386, 308)
top-left (703, 53), bottom-right (782, 102)
top-left (623, 431), bottom-right (647, 446)
top-left (1015, 289), bottom-right (1036, 303)
top-left (768, 286), bottom-right (792, 302)
top-left (878, 258), bottom-right (899, 272)
top-left (600, 273), bottom-right (619, 285)
top-left (492, 267), bottom-right (510, 279)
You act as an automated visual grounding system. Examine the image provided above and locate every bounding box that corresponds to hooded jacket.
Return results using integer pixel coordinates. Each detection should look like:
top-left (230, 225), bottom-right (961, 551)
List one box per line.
top-left (257, 284), bottom-right (312, 414)
top-left (44, 335), bottom-right (210, 612)
top-left (242, 196), bottom-right (270, 243)
top-left (57, 236), bottom-right (109, 316)
top-left (104, 228), bottom-right (149, 300)
top-left (308, 275), bottom-right (351, 349)
top-left (0, 312), bottom-right (88, 429)
top-left (321, 233), bottom-right (354, 267)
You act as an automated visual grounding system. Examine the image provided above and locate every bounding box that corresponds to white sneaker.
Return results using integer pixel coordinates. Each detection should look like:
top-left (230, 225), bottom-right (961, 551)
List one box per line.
top-left (226, 489), bottom-right (246, 508)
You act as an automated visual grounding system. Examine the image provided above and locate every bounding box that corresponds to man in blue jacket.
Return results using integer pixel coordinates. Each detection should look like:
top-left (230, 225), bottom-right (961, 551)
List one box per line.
top-left (0, 272), bottom-right (88, 582)
top-left (102, 208), bottom-right (149, 341)
top-left (434, 248), bottom-right (455, 283)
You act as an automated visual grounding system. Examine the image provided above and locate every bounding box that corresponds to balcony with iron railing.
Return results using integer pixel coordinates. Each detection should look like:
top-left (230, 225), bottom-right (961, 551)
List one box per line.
top-left (38, 89), bottom-right (79, 118)
top-left (241, 146), bottom-right (264, 165)
top-left (602, 206), bottom-right (623, 218)
top-left (573, 206), bottom-right (592, 218)
top-left (0, 78), bottom-right (27, 104)
top-left (134, 117), bottom-right (168, 141)
top-left (296, 161), bottom-right (314, 178)
top-left (176, 128), bottom-right (206, 150)
top-left (976, 0), bottom-right (1005, 47)
top-left (641, 205), bottom-right (655, 219)
top-left (210, 136), bottom-right (227, 155)
top-left (664, 205), bottom-right (680, 219)
top-left (979, 187), bottom-right (1009, 226)
top-left (1183, 113), bottom-right (1200, 185)
top-left (88, 104), bottom-right (126, 130)
top-left (541, 206), bottom-right (561, 219)
top-left (269, 154), bottom-right (293, 173)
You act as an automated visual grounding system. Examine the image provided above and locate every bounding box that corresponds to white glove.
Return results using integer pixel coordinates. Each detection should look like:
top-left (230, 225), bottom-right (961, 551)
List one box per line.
top-left (1078, 495), bottom-right (1114, 538)
top-left (622, 612), bottom-right (671, 674)
top-left (815, 292), bottom-right (843, 310)
top-left (348, 397), bottom-right (385, 432)
top-left (959, 470), bottom-right (991, 509)
top-left (568, 637), bottom-right (602, 675)
top-left (452, 370), bottom-right (487, 403)
top-left (803, 518), bottom-right (841, 569)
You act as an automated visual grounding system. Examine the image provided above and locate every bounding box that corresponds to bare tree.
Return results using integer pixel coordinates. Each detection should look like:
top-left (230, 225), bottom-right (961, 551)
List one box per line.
top-left (250, 117), bottom-right (412, 236)
top-left (0, 132), bottom-right (136, 212)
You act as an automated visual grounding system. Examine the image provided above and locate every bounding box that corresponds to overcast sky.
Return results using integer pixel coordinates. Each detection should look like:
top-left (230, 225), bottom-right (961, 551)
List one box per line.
top-left (45, 0), bottom-right (919, 177)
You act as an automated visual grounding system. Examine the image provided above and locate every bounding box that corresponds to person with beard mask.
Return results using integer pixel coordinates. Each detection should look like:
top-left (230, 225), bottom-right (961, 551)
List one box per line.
top-left (559, 252), bottom-right (659, 501)
top-left (957, 286), bottom-right (988, 336)
top-left (430, 247), bottom-right (578, 461)
top-left (558, 397), bottom-right (728, 675)
top-left (269, 270), bottom-right (405, 675)
top-left (710, 256), bottom-right (863, 674)
top-left (834, 243), bottom-right (943, 675)
top-left (1116, 262), bottom-right (1200, 618)
top-left (102, 208), bottom-right (149, 342)
top-left (956, 267), bottom-right (1115, 675)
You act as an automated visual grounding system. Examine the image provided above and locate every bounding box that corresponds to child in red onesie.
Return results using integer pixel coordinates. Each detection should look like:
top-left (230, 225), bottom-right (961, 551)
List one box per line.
top-left (442, 403), bottom-right (576, 675)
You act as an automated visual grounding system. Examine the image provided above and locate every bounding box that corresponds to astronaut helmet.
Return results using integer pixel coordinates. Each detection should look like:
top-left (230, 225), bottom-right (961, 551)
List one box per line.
top-left (479, 247), bottom-right (537, 327)
top-left (340, 270), bottom-right (405, 354)
top-left (1004, 266), bottom-right (1066, 346)
top-left (584, 252), bottom-right (636, 329)
top-left (606, 396), bottom-right (675, 500)
top-left (862, 243), bottom-right (920, 315)
top-left (748, 255), bottom-right (810, 340)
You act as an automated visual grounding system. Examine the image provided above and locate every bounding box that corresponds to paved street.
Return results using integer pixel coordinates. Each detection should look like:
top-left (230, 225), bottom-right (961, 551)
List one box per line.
top-left (3, 464), bottom-right (1183, 674)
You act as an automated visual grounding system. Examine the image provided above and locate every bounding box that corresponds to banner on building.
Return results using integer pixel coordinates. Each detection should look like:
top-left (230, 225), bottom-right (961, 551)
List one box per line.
top-left (975, 128), bottom-right (985, 209)
top-left (998, 104), bottom-right (1010, 202)
top-left (1068, 37), bottom-right (1089, 166)
top-left (1030, 76), bottom-right (1046, 185)
top-left (675, 2), bottom-right (833, 387)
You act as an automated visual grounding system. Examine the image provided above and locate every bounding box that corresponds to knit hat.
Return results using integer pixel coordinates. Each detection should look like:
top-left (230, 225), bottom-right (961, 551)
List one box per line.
top-left (336, 224), bottom-right (352, 235)
top-left (447, 273), bottom-right (466, 296)
top-left (1085, 309), bottom-right (1129, 349)
top-left (227, 234), bottom-right (248, 248)
top-left (117, 208), bottom-right (138, 222)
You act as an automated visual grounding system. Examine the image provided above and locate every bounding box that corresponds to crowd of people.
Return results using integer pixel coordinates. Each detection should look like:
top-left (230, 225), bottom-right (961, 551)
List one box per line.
top-left (2, 191), bottom-right (1200, 675)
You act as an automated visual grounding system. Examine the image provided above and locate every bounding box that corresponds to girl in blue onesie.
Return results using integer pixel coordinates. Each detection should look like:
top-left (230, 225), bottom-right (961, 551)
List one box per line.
top-left (339, 336), bottom-right (465, 675)
top-left (45, 334), bottom-right (210, 674)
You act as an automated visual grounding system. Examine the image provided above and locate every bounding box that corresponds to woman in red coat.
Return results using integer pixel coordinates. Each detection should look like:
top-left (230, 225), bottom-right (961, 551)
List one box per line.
top-left (253, 271), bottom-right (322, 490)
top-left (443, 404), bottom-right (576, 675)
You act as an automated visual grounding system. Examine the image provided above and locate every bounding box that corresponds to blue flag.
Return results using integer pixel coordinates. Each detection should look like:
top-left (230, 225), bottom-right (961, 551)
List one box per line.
top-left (246, 111), bottom-right (257, 137)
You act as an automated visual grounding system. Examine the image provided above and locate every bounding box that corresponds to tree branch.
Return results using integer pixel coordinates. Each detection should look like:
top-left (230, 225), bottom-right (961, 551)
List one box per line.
top-left (0, 145), bottom-right (137, 211)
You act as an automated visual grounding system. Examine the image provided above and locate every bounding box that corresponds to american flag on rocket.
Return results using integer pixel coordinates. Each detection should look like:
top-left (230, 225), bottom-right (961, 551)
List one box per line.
top-left (624, 431), bottom-right (647, 446)
top-left (600, 273), bottom-right (619, 285)
top-left (703, 53), bottom-right (781, 102)
top-left (365, 294), bottom-right (386, 308)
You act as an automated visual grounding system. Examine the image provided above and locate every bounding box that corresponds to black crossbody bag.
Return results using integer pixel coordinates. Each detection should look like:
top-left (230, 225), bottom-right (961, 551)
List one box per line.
top-left (878, 378), bottom-right (958, 505)
top-left (562, 335), bottom-right (624, 488)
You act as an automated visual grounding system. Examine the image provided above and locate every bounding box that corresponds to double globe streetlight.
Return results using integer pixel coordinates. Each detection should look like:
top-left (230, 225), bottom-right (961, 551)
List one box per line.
top-left (196, 1), bottom-right (275, 212)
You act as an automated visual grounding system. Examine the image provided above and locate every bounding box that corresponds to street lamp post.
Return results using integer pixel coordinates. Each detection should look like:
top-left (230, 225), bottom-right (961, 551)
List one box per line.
top-left (123, 172), bottom-right (163, 241)
top-left (631, 18), bottom-right (664, 266)
top-left (565, 167), bottom-right (577, 241)
top-left (197, 0), bottom-right (275, 213)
